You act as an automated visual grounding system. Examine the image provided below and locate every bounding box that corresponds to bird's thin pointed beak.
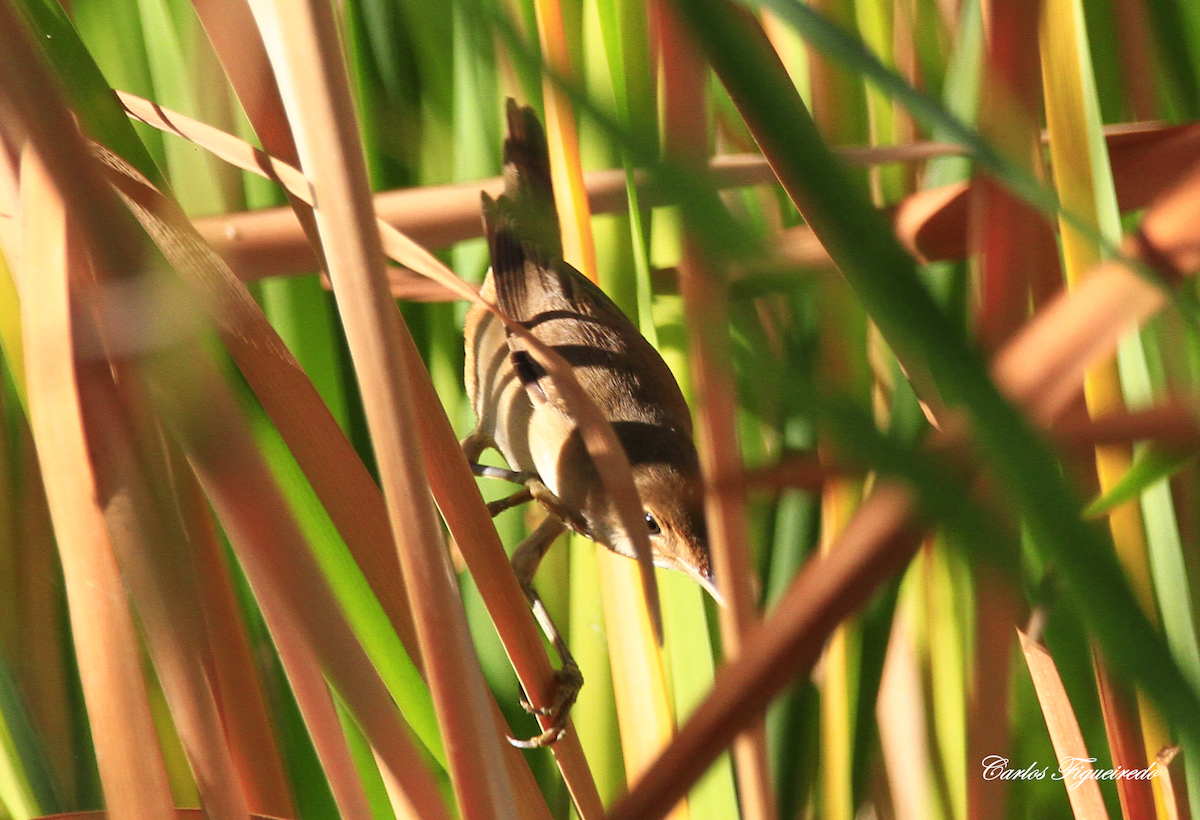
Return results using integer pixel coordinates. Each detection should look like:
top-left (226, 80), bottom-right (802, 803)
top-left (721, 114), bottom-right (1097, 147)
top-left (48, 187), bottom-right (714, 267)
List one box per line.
top-left (697, 569), bottom-right (725, 607)
top-left (653, 556), bottom-right (726, 606)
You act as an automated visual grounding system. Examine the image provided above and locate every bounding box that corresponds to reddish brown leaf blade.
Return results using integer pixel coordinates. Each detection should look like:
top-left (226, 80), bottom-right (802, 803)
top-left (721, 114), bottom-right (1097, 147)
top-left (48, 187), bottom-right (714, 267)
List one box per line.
top-left (968, 9), bottom-right (1047, 817)
top-left (973, 173), bottom-right (1060, 353)
top-left (1092, 657), bottom-right (1156, 820)
top-left (174, 462), bottom-right (297, 818)
top-left (894, 181), bottom-right (970, 263)
top-left (188, 0), bottom-right (297, 167)
top-left (968, 572), bottom-right (1022, 820)
top-left (77, 362), bottom-right (251, 820)
top-left (1109, 123), bottom-right (1200, 216)
top-left (15, 146), bottom-right (175, 820)
top-left (993, 262), bottom-right (1165, 426)
top-left (1112, 3), bottom-right (1158, 120)
top-left (156, 348), bottom-right (450, 820)
top-left (98, 144), bottom-right (422, 669)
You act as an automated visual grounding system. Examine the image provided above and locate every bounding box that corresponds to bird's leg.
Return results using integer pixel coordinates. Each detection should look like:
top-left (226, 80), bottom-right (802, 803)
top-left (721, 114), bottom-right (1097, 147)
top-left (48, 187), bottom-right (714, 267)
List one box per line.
top-left (508, 515), bottom-right (583, 748)
top-left (462, 431), bottom-right (538, 517)
top-left (485, 486), bottom-right (533, 517)
top-left (460, 429), bottom-right (491, 464)
top-left (462, 434), bottom-right (586, 531)
top-left (462, 429), bottom-right (584, 744)
top-left (467, 463), bottom-right (535, 516)
top-left (471, 464), bottom-right (536, 484)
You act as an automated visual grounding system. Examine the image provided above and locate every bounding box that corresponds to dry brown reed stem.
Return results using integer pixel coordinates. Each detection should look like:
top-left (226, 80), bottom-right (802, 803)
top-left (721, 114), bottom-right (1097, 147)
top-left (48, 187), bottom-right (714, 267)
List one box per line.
top-left (0, 123), bottom-right (74, 804)
top-left (680, 246), bottom-right (778, 820)
top-left (657, 1), bottom-right (776, 814)
top-left (1018, 631), bottom-right (1110, 820)
top-left (899, 122), bottom-right (1200, 264)
top-left (1051, 404), bottom-right (1200, 448)
top-left (248, 0), bottom-right (518, 814)
top-left (741, 403), bottom-right (1200, 494)
top-left (14, 144), bottom-right (176, 820)
top-left (193, 146), bottom-right (959, 281)
top-left (1090, 655), bottom-right (1155, 820)
top-left (1113, 0), bottom-right (1158, 120)
top-left (972, 0), bottom-right (1056, 353)
top-left (798, 1), bottom-right (873, 817)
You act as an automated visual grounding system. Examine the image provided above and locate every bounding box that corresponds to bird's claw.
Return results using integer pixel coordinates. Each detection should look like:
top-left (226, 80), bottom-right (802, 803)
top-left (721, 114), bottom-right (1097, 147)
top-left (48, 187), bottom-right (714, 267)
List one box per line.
top-left (508, 720), bottom-right (569, 749)
top-left (518, 665), bottom-right (582, 716)
top-left (509, 664), bottom-right (583, 749)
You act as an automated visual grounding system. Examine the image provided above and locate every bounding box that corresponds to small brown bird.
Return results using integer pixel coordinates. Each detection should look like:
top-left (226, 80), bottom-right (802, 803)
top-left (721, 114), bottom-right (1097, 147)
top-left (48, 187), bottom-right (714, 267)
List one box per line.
top-left (463, 100), bottom-right (716, 746)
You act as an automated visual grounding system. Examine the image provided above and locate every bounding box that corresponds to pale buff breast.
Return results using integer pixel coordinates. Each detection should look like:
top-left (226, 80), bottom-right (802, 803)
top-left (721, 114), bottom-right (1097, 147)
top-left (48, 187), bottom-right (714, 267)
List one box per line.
top-left (464, 273), bottom-right (575, 499)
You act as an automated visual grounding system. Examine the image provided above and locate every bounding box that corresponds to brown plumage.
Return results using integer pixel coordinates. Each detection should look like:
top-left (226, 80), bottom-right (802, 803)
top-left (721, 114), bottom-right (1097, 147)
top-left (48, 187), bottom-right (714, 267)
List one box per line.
top-left (463, 100), bottom-right (716, 597)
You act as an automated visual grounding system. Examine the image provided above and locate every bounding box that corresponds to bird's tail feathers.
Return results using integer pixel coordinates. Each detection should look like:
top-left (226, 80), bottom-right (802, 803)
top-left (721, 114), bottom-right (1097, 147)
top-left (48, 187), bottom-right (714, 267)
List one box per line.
top-left (500, 98), bottom-right (561, 260)
top-left (481, 192), bottom-right (533, 320)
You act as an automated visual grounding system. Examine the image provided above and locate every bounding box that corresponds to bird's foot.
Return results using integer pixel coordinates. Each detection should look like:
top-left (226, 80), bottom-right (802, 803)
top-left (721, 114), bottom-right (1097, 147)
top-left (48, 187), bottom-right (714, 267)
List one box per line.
top-left (509, 662), bottom-right (583, 749)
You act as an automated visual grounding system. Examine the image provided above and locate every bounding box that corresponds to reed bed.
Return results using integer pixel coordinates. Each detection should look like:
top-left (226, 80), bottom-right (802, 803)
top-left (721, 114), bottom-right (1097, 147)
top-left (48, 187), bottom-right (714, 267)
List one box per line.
top-left (2, 1), bottom-right (1200, 819)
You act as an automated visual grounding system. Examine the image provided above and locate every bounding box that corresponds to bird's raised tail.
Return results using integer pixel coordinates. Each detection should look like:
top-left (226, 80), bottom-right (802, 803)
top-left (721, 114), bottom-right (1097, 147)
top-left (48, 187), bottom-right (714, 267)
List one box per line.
top-left (497, 98), bottom-right (561, 263)
top-left (480, 192), bottom-right (536, 323)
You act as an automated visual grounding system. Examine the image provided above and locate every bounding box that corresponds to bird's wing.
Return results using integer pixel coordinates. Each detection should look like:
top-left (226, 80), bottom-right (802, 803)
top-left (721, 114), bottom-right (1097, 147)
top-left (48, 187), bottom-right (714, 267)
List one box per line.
top-left (483, 193), bottom-right (636, 418)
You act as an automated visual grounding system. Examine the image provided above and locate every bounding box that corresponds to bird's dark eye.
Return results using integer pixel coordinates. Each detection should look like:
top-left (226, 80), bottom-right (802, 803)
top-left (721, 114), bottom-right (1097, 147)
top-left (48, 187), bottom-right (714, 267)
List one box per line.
top-left (645, 513), bottom-right (661, 536)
